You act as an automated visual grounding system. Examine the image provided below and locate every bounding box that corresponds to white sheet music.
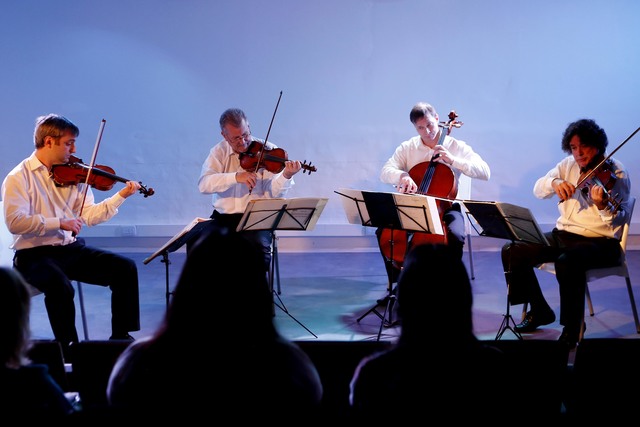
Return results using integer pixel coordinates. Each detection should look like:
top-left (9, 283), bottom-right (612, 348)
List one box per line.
top-left (336, 188), bottom-right (370, 225)
top-left (237, 197), bottom-right (328, 232)
top-left (336, 188), bottom-right (444, 235)
top-left (143, 217), bottom-right (212, 264)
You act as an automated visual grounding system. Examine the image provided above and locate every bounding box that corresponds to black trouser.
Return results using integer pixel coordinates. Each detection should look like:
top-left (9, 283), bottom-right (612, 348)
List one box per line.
top-left (187, 210), bottom-right (272, 273)
top-left (376, 203), bottom-right (466, 285)
top-left (501, 228), bottom-right (621, 333)
top-left (14, 238), bottom-right (140, 345)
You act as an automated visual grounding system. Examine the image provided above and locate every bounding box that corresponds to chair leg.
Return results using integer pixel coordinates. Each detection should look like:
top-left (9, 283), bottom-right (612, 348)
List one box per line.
top-left (467, 233), bottom-right (475, 280)
top-left (624, 277), bottom-right (640, 333)
top-left (585, 284), bottom-right (594, 316)
top-left (76, 281), bottom-right (89, 340)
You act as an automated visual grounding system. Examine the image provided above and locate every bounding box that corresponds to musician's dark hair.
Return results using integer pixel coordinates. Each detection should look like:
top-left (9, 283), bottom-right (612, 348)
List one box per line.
top-left (561, 118), bottom-right (608, 156)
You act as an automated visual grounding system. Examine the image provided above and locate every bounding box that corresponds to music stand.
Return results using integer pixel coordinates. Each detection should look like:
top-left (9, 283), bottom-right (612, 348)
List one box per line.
top-left (463, 200), bottom-right (550, 340)
top-left (336, 188), bottom-right (443, 340)
top-left (237, 197), bottom-right (328, 339)
top-left (143, 217), bottom-right (212, 308)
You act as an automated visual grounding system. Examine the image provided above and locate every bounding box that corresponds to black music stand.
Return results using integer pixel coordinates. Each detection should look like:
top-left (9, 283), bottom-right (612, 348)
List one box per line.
top-left (336, 188), bottom-right (444, 341)
top-left (143, 217), bottom-right (212, 308)
top-left (463, 200), bottom-right (550, 340)
top-left (237, 197), bottom-right (328, 339)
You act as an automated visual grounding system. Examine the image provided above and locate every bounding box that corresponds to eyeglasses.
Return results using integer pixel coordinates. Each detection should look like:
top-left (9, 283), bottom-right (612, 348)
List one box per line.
top-left (224, 131), bottom-right (251, 144)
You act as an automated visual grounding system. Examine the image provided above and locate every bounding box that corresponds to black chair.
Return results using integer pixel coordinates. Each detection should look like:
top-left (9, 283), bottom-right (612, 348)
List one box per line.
top-left (295, 340), bottom-right (393, 417)
top-left (566, 338), bottom-right (640, 420)
top-left (27, 339), bottom-right (70, 392)
top-left (68, 340), bottom-right (131, 412)
top-left (483, 339), bottom-right (570, 419)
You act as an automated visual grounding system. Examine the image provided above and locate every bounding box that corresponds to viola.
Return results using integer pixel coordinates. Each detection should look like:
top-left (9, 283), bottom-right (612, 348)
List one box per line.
top-left (239, 140), bottom-right (317, 175)
top-left (51, 155), bottom-right (155, 197)
top-left (576, 156), bottom-right (622, 213)
top-left (378, 110), bottom-right (462, 269)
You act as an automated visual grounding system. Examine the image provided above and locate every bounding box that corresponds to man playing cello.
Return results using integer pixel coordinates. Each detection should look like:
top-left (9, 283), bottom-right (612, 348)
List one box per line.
top-left (378, 102), bottom-right (491, 283)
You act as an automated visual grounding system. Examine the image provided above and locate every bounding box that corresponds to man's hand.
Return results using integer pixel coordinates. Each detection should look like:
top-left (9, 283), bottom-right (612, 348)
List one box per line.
top-left (397, 174), bottom-right (417, 194)
top-left (552, 178), bottom-right (576, 202)
top-left (283, 160), bottom-right (302, 179)
top-left (60, 217), bottom-right (84, 235)
top-left (236, 171), bottom-right (258, 191)
top-left (118, 181), bottom-right (142, 198)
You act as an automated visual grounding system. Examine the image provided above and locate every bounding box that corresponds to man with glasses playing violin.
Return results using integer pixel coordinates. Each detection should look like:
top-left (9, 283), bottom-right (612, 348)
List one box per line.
top-left (196, 108), bottom-right (303, 271)
top-left (1, 114), bottom-right (142, 359)
top-left (502, 118), bottom-right (631, 349)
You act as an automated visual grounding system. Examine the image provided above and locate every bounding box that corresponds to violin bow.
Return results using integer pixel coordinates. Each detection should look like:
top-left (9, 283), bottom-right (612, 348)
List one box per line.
top-left (78, 119), bottom-right (106, 217)
top-left (253, 91), bottom-right (283, 173)
top-left (250, 91), bottom-right (283, 194)
top-left (575, 126), bottom-right (640, 189)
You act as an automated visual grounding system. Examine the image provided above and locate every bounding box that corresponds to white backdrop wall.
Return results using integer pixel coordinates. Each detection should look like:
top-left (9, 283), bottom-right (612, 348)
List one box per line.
top-left (2, 0), bottom-right (639, 241)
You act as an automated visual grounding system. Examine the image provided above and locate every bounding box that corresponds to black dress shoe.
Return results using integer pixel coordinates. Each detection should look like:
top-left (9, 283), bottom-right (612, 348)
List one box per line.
top-left (109, 333), bottom-right (135, 341)
top-left (514, 311), bottom-right (556, 333)
top-left (558, 328), bottom-right (579, 350)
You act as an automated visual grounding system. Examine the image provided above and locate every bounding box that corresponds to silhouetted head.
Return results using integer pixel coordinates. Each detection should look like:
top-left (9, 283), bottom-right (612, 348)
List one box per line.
top-left (159, 227), bottom-right (276, 342)
top-left (396, 243), bottom-right (474, 341)
top-left (0, 267), bottom-right (32, 367)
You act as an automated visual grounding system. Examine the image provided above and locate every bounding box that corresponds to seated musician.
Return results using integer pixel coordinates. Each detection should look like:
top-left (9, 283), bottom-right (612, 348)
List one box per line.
top-left (378, 102), bottom-right (491, 283)
top-left (502, 118), bottom-right (631, 349)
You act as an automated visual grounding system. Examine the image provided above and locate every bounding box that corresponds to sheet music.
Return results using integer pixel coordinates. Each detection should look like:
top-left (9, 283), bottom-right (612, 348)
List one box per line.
top-left (497, 202), bottom-right (550, 245)
top-left (394, 192), bottom-right (444, 235)
top-left (336, 188), bottom-right (443, 235)
top-left (336, 188), bottom-right (370, 225)
top-left (237, 197), bottom-right (328, 232)
top-left (143, 217), bottom-right (211, 264)
top-left (463, 200), bottom-right (549, 245)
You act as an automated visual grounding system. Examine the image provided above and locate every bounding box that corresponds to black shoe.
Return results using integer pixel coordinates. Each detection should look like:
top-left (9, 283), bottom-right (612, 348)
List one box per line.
top-left (514, 310), bottom-right (556, 333)
top-left (109, 333), bottom-right (135, 341)
top-left (558, 328), bottom-right (579, 350)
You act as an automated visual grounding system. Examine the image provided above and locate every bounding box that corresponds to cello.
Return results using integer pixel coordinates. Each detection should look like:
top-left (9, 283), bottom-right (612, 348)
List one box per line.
top-left (378, 110), bottom-right (462, 269)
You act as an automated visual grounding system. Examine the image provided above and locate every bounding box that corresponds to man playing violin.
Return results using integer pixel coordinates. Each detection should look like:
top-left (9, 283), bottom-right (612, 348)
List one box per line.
top-left (1, 114), bottom-right (142, 357)
top-left (196, 108), bottom-right (302, 271)
top-left (502, 118), bottom-right (631, 349)
top-left (378, 102), bottom-right (491, 283)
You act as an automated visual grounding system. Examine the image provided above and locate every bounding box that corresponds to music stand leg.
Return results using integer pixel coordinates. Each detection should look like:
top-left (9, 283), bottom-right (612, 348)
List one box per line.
top-left (269, 232), bottom-right (317, 338)
top-left (161, 251), bottom-right (171, 309)
top-left (495, 296), bottom-right (522, 340)
top-left (357, 231), bottom-right (399, 341)
top-left (495, 247), bottom-right (522, 340)
top-left (274, 233), bottom-right (281, 295)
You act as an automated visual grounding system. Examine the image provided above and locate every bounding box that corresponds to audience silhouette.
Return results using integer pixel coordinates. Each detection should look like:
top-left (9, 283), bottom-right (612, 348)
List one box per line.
top-left (106, 227), bottom-right (322, 420)
top-left (349, 243), bottom-right (517, 420)
top-left (0, 266), bottom-right (75, 419)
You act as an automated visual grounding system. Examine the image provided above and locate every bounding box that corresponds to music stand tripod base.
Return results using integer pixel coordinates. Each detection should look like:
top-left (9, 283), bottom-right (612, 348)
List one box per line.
top-left (495, 313), bottom-right (523, 340)
top-left (356, 291), bottom-right (399, 341)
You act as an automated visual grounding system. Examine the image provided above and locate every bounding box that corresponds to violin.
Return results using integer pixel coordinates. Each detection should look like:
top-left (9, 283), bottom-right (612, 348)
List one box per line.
top-left (51, 155), bottom-right (155, 197)
top-left (239, 140), bottom-right (317, 175)
top-left (576, 156), bottom-right (622, 213)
